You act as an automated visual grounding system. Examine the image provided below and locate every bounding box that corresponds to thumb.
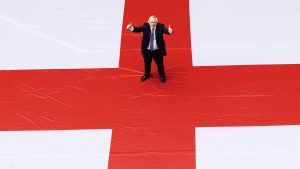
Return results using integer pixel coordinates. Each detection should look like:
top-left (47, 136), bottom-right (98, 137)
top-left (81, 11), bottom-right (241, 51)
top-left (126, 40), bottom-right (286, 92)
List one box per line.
top-left (169, 25), bottom-right (171, 29)
top-left (130, 22), bottom-right (132, 25)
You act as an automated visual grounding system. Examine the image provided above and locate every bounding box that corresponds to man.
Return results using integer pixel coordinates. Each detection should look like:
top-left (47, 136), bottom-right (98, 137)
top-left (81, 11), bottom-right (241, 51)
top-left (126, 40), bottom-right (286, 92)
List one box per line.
top-left (126, 15), bottom-right (173, 83)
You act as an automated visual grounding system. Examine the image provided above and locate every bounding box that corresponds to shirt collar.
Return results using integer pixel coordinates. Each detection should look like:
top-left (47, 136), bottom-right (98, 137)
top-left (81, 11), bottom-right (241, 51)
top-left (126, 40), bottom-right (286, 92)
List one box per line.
top-left (150, 26), bottom-right (156, 31)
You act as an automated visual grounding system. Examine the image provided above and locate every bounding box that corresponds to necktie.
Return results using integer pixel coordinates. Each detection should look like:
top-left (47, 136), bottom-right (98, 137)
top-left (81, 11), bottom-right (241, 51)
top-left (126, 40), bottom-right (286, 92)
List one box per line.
top-left (150, 28), bottom-right (154, 51)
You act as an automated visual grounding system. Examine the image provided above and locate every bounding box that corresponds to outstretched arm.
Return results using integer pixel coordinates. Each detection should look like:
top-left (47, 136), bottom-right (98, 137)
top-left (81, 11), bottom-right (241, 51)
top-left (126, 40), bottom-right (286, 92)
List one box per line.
top-left (126, 22), bottom-right (145, 32)
top-left (163, 24), bottom-right (173, 35)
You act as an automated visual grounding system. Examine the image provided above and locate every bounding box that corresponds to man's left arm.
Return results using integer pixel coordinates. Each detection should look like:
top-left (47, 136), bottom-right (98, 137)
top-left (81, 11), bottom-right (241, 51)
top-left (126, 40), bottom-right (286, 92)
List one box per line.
top-left (162, 24), bottom-right (173, 35)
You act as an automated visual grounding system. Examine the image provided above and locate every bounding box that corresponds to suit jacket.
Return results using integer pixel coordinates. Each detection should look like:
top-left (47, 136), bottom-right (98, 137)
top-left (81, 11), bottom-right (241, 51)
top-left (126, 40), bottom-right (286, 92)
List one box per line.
top-left (133, 23), bottom-right (171, 56)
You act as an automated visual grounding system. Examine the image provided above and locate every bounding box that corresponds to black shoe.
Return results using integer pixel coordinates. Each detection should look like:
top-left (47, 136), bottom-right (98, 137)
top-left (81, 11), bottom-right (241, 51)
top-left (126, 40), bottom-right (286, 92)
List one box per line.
top-left (141, 74), bottom-right (150, 82)
top-left (160, 76), bottom-right (166, 83)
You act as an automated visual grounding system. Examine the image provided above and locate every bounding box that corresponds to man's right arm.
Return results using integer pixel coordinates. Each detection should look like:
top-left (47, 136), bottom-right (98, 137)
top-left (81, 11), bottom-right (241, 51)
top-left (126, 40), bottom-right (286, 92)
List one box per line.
top-left (132, 25), bottom-right (145, 32)
top-left (126, 23), bottom-right (145, 33)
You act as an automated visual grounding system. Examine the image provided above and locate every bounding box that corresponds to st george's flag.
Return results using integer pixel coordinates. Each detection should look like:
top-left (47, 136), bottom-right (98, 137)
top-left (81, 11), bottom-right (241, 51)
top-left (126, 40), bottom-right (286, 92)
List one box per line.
top-left (1, 0), bottom-right (300, 169)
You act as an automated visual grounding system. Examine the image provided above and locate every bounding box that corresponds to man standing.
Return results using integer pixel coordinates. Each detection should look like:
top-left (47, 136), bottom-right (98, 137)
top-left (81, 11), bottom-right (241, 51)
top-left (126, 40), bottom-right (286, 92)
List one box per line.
top-left (126, 15), bottom-right (173, 83)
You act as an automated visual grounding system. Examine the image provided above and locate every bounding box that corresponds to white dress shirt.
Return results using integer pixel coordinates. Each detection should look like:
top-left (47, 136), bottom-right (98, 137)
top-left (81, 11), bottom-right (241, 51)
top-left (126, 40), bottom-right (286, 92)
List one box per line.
top-left (147, 27), bottom-right (158, 50)
top-left (130, 26), bottom-right (159, 50)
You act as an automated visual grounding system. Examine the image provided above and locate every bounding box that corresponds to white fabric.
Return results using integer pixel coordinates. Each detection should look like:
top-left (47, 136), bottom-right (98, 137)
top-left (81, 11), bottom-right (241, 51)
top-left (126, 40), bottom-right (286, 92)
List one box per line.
top-left (196, 125), bottom-right (300, 169)
top-left (190, 0), bottom-right (300, 66)
top-left (0, 129), bottom-right (112, 169)
top-left (0, 0), bottom-right (125, 70)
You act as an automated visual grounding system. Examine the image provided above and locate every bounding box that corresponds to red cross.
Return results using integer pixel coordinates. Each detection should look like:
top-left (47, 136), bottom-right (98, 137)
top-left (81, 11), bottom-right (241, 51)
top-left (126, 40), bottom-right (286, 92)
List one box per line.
top-left (1, 0), bottom-right (300, 169)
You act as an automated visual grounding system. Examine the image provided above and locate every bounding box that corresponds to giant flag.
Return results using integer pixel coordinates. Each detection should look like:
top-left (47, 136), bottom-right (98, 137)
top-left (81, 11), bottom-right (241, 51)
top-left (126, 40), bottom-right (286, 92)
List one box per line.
top-left (1, 0), bottom-right (300, 169)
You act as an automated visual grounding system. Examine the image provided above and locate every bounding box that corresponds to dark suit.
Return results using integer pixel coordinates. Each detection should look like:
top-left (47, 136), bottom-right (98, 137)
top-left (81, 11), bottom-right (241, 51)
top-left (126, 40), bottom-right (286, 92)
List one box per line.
top-left (133, 23), bottom-right (171, 77)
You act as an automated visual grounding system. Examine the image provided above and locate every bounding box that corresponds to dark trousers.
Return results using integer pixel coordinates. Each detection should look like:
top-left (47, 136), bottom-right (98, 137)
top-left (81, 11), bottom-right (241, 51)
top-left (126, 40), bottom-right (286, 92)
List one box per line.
top-left (143, 49), bottom-right (165, 77)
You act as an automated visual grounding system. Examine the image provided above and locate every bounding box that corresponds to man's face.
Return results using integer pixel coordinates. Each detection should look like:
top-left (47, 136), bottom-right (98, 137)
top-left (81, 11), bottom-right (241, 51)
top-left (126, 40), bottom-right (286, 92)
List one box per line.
top-left (148, 17), bottom-right (158, 28)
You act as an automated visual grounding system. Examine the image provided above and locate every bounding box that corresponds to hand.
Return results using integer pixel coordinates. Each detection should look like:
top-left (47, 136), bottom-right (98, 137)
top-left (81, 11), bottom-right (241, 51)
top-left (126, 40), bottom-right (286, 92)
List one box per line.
top-left (126, 22), bottom-right (133, 30)
top-left (168, 25), bottom-right (173, 34)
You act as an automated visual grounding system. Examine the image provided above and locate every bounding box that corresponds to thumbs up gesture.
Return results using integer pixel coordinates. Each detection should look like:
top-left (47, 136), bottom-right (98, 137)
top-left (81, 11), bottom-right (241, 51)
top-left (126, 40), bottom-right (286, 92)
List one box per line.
top-left (126, 22), bottom-right (133, 30)
top-left (168, 25), bottom-right (173, 34)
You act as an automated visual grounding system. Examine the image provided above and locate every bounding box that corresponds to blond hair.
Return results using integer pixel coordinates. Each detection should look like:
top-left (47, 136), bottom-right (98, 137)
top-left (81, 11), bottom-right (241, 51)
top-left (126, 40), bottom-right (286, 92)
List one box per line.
top-left (148, 15), bottom-right (158, 23)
